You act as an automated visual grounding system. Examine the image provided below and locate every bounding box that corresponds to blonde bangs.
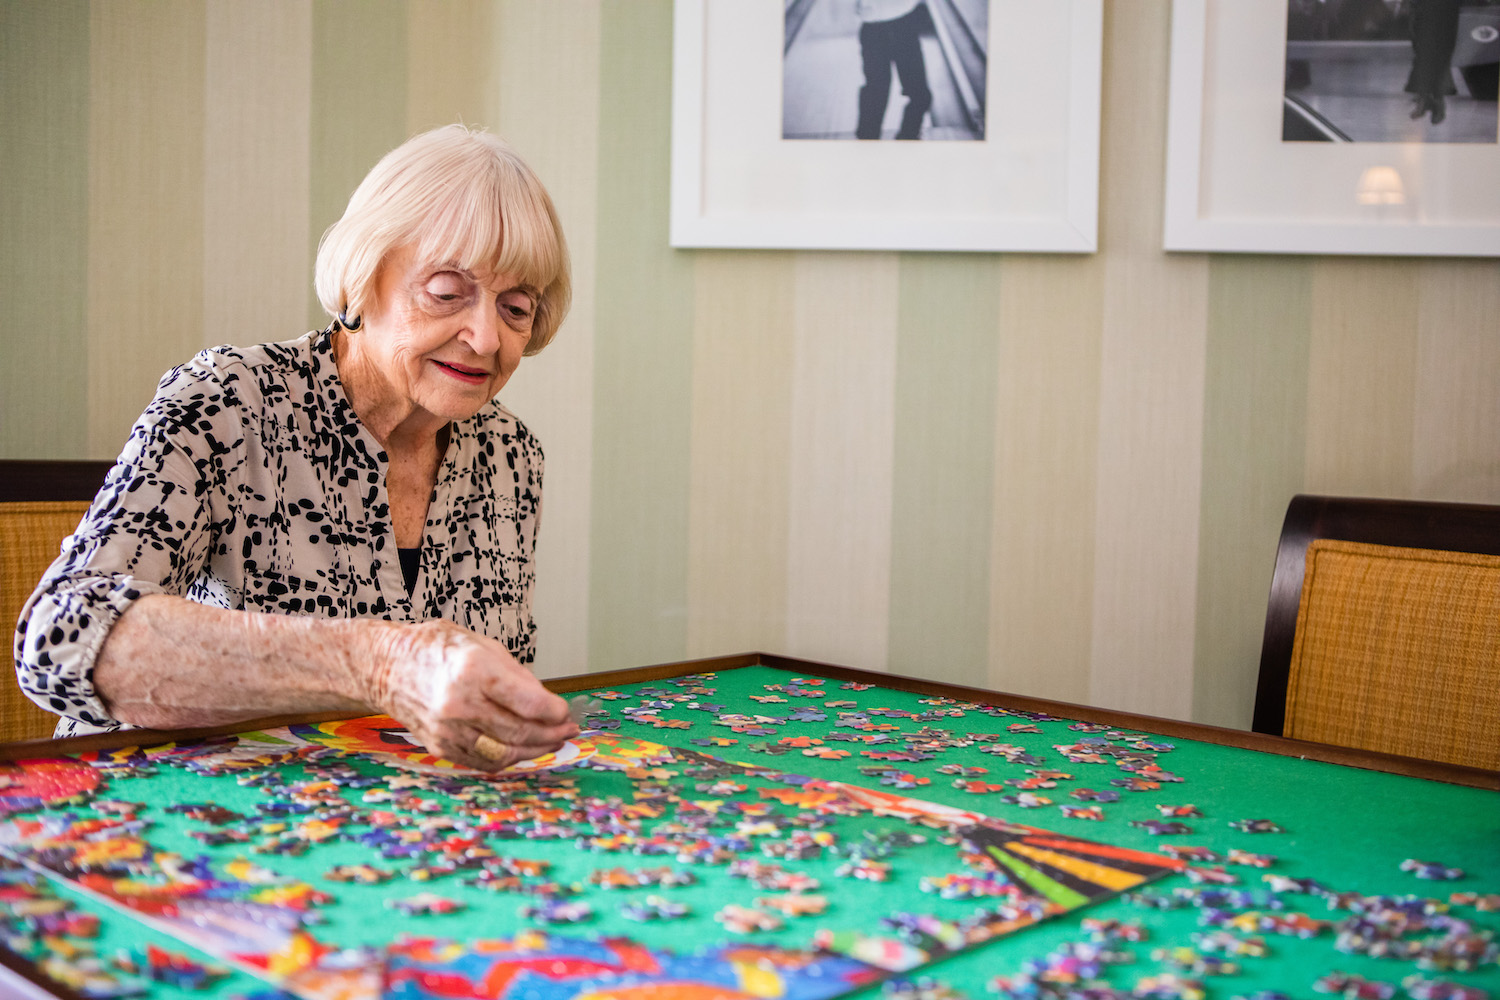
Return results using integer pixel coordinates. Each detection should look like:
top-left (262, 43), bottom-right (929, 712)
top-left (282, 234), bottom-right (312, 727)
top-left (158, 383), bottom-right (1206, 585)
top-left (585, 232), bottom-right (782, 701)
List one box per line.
top-left (414, 181), bottom-right (553, 296)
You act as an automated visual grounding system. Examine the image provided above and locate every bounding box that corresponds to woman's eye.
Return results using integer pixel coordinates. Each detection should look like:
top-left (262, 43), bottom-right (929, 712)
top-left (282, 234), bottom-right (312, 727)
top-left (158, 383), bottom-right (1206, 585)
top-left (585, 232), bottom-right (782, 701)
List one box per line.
top-left (500, 295), bottom-right (536, 326)
top-left (424, 273), bottom-right (473, 306)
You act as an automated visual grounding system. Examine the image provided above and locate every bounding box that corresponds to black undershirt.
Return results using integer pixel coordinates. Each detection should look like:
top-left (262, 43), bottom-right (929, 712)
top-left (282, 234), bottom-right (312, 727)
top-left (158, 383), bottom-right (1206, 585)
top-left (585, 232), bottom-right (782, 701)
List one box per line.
top-left (397, 547), bottom-right (420, 596)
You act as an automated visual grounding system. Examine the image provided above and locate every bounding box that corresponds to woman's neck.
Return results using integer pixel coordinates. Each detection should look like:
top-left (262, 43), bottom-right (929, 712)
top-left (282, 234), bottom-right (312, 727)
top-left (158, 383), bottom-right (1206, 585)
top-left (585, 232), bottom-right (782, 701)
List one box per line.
top-left (332, 326), bottom-right (446, 455)
top-left (331, 326), bottom-right (447, 547)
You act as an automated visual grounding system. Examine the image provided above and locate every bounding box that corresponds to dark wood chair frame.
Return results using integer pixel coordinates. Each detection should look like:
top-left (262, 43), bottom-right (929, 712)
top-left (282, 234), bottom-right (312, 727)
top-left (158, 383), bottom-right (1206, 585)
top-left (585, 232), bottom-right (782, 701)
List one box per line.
top-left (1251, 492), bottom-right (1500, 739)
top-left (0, 460), bottom-right (115, 503)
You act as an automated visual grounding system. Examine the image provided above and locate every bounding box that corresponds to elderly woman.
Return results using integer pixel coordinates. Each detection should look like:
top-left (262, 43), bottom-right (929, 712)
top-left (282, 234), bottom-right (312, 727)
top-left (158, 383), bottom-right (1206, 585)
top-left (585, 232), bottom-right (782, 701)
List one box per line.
top-left (13, 125), bottom-right (578, 770)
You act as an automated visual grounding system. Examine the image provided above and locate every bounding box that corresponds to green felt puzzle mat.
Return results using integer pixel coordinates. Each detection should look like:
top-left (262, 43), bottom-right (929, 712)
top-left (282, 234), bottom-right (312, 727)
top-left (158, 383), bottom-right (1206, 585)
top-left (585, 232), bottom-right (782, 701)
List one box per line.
top-left (0, 662), bottom-right (1495, 1000)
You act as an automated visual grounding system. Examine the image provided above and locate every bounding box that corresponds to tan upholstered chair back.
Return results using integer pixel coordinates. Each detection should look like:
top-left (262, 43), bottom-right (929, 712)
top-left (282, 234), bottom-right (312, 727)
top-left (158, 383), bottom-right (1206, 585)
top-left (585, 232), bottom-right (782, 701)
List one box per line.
top-left (0, 501), bottom-right (90, 740)
top-left (1285, 539), bottom-right (1500, 770)
top-left (0, 461), bottom-right (114, 743)
top-left (1255, 494), bottom-right (1500, 773)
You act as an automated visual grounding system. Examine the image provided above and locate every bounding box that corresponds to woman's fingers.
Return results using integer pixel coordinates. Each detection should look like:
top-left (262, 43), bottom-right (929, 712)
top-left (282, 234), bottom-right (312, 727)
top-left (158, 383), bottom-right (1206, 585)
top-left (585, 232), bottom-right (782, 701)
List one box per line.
top-left (477, 650), bottom-right (571, 726)
top-left (433, 719), bottom-right (576, 772)
top-left (466, 700), bottom-right (579, 760)
top-left (432, 735), bottom-right (508, 772)
top-left (409, 704), bottom-right (573, 771)
top-left (411, 720), bottom-right (510, 771)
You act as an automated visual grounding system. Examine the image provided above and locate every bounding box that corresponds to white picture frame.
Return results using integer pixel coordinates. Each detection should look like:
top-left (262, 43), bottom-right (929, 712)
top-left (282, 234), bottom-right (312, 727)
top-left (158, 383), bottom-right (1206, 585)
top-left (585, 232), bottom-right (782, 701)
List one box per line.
top-left (669, 0), bottom-right (1103, 253)
top-left (1163, 0), bottom-right (1500, 257)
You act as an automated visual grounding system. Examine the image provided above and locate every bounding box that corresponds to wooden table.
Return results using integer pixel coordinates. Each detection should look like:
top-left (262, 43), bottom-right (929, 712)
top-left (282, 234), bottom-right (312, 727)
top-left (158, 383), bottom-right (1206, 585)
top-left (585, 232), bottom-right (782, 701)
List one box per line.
top-left (1, 652), bottom-right (1495, 1000)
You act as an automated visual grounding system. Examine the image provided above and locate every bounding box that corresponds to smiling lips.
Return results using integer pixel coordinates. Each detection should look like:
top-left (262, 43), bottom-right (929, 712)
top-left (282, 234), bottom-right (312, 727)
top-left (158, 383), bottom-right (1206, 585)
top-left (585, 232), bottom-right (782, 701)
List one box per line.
top-left (433, 360), bottom-right (491, 384)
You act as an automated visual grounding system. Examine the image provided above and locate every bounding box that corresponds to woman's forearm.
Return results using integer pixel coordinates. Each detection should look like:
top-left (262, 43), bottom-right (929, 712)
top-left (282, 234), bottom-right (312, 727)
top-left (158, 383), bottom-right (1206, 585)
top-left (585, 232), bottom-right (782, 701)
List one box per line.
top-left (90, 594), bottom-right (577, 771)
top-left (92, 594), bottom-right (377, 729)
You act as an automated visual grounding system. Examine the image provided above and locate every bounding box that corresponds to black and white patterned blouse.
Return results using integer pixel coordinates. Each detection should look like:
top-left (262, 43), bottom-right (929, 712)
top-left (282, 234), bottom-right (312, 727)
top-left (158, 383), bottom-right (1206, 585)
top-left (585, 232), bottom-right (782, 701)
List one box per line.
top-left (14, 329), bottom-right (543, 736)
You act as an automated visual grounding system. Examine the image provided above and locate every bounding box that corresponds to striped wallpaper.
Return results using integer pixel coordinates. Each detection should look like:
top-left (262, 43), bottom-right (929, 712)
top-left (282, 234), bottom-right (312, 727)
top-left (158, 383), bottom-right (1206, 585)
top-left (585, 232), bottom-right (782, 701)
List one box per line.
top-left (4, 1), bottom-right (1498, 730)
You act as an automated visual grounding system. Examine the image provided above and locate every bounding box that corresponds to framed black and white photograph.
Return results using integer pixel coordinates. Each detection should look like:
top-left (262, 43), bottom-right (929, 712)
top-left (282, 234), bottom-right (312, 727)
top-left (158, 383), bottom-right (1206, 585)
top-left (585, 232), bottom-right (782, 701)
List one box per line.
top-left (670, 0), bottom-right (1102, 252)
top-left (1283, 0), bottom-right (1499, 143)
top-left (1164, 0), bottom-right (1500, 256)
top-left (783, 0), bottom-right (989, 142)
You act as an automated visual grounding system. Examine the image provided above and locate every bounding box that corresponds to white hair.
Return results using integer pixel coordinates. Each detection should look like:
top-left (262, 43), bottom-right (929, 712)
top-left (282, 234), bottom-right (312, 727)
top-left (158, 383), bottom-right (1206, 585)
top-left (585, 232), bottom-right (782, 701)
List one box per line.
top-left (315, 124), bottom-right (570, 354)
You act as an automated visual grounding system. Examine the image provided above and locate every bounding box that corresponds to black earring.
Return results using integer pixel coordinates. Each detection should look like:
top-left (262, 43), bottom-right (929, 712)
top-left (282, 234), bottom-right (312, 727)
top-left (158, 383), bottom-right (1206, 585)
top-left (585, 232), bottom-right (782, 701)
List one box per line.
top-left (337, 310), bottom-right (362, 331)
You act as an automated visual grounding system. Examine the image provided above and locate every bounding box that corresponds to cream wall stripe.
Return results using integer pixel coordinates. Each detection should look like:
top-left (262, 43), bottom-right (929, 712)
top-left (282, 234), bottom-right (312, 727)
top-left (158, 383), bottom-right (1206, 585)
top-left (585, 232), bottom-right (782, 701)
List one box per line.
top-left (886, 254), bottom-right (1003, 688)
top-left (87, 1), bottom-right (207, 459)
top-left (1088, 1), bottom-right (1208, 720)
top-left (491, 1), bottom-right (602, 678)
top-left (406, 0), bottom-right (494, 132)
top-left (0, 2), bottom-right (90, 459)
top-left (1412, 260), bottom-right (1500, 505)
top-left (204, 1), bottom-right (312, 350)
top-left (685, 253), bottom-right (796, 658)
top-left (1304, 259), bottom-right (1418, 498)
top-left (588, 0), bottom-right (695, 672)
top-left (784, 253), bottom-right (900, 671)
top-left (308, 0), bottom-right (407, 329)
top-left (1089, 255), bottom-right (1208, 721)
top-left (988, 255), bottom-right (1104, 704)
top-left (1191, 257), bottom-right (1312, 729)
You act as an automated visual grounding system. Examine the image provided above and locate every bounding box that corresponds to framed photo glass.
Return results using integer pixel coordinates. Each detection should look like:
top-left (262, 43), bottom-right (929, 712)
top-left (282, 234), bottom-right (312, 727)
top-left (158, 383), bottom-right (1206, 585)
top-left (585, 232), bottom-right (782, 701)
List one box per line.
top-left (1164, 0), bottom-right (1500, 256)
top-left (671, 0), bottom-right (1103, 252)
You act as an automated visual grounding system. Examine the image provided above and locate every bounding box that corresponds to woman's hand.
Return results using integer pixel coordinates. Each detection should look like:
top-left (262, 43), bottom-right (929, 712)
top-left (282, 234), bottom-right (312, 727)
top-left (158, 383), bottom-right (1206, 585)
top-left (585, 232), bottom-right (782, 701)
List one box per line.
top-left (364, 618), bottom-right (579, 771)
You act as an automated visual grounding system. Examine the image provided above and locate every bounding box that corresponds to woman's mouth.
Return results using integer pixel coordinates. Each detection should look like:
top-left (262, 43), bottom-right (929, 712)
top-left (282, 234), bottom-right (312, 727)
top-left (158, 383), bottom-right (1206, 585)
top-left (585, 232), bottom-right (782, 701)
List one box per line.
top-left (433, 360), bottom-right (489, 385)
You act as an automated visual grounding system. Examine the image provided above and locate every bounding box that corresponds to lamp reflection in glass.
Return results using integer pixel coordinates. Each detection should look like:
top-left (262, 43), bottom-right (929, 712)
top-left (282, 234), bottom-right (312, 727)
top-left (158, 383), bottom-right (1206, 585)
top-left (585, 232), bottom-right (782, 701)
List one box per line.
top-left (1356, 166), bottom-right (1406, 206)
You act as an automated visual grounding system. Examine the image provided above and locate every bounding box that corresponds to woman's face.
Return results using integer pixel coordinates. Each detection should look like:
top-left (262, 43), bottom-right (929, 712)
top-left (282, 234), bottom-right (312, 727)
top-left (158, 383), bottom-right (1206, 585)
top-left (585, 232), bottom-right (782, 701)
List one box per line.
top-left (354, 244), bottom-right (537, 425)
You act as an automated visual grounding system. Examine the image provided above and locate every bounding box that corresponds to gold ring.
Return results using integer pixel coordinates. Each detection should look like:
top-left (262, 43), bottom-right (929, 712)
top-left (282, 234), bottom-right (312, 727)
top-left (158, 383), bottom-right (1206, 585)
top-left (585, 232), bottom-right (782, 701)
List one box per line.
top-left (473, 734), bottom-right (508, 761)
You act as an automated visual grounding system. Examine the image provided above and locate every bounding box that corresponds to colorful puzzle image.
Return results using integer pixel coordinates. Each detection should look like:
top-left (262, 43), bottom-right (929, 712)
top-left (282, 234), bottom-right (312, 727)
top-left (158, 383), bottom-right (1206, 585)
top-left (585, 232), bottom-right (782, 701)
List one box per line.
top-left (0, 757), bottom-right (102, 816)
top-left (383, 932), bottom-right (882, 1000)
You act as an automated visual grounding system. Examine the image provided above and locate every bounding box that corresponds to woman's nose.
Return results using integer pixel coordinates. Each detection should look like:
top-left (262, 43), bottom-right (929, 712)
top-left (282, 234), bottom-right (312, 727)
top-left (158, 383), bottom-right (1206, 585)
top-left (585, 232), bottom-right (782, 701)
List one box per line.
top-left (461, 303), bottom-right (502, 356)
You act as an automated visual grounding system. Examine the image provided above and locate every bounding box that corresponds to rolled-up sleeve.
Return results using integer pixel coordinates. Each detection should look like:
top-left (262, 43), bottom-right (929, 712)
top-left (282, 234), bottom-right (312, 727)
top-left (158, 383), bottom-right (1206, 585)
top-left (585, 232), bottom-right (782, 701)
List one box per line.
top-left (13, 359), bottom-right (231, 730)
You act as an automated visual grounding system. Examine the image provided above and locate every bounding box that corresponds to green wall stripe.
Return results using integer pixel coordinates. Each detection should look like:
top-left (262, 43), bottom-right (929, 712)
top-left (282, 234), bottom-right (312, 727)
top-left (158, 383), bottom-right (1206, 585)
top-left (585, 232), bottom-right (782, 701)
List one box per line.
top-left (0, 1), bottom-right (90, 459)
top-left (308, 0), bottom-right (409, 328)
top-left (1192, 256), bottom-right (1313, 729)
top-left (86, 1), bottom-right (207, 458)
top-left (887, 254), bottom-right (1002, 686)
top-left (587, 0), bottom-right (695, 671)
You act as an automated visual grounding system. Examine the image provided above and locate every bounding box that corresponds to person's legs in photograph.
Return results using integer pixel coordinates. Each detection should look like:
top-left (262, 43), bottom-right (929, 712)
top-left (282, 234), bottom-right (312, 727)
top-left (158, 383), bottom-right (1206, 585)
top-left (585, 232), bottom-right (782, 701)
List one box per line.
top-left (1407, 0), bottom-right (1461, 123)
top-left (889, 5), bottom-right (932, 139)
top-left (856, 19), bottom-right (897, 139)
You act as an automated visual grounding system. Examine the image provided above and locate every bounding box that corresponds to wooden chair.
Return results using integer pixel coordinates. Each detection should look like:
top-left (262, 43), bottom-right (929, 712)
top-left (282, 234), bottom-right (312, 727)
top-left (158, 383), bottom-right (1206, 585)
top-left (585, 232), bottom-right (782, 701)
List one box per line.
top-left (1253, 493), bottom-right (1500, 770)
top-left (0, 460), bottom-right (114, 742)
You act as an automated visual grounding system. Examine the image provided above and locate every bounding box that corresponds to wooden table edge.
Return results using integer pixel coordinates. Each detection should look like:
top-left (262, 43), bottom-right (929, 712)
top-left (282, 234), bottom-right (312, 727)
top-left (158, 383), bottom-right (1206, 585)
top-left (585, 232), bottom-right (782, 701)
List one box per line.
top-left (0, 947), bottom-right (88, 1000)
top-left (3, 651), bottom-right (1494, 792)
